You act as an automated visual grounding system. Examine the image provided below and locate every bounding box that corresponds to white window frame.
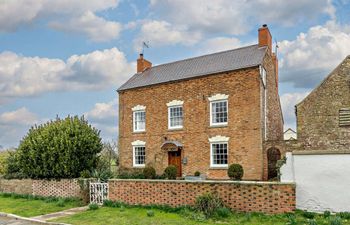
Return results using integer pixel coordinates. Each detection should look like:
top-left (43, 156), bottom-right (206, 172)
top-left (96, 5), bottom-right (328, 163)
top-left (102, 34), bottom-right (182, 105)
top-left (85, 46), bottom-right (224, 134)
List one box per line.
top-left (132, 105), bottom-right (146, 132)
top-left (209, 136), bottom-right (229, 168)
top-left (167, 100), bottom-right (184, 130)
top-left (209, 94), bottom-right (229, 127)
top-left (132, 140), bottom-right (146, 168)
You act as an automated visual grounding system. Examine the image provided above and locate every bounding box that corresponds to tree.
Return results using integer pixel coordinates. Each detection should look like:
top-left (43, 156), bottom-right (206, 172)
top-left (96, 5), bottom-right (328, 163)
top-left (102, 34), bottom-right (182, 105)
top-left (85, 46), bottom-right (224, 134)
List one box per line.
top-left (15, 116), bottom-right (102, 179)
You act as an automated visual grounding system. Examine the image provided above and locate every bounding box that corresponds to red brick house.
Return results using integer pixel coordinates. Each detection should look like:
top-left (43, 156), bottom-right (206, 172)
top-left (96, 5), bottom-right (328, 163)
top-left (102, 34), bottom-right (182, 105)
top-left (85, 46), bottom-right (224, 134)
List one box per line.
top-left (117, 25), bottom-right (283, 180)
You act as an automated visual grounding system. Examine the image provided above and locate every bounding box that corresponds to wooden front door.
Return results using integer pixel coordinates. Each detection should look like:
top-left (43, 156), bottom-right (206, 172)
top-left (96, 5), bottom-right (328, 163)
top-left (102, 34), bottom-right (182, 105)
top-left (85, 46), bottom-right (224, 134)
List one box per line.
top-left (168, 150), bottom-right (182, 177)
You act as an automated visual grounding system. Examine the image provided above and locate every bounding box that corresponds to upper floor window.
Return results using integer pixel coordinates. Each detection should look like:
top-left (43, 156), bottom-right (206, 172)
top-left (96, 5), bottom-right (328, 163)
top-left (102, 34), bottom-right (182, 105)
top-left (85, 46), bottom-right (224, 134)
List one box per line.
top-left (209, 135), bottom-right (229, 168)
top-left (339, 108), bottom-right (350, 127)
top-left (208, 94), bottom-right (228, 126)
top-left (167, 100), bottom-right (184, 129)
top-left (132, 105), bottom-right (146, 132)
top-left (132, 140), bottom-right (146, 167)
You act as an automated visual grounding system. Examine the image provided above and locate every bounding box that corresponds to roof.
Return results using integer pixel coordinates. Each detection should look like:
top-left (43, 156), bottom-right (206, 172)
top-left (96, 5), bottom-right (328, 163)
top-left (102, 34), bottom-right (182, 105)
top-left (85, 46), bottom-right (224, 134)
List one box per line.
top-left (118, 44), bottom-right (267, 91)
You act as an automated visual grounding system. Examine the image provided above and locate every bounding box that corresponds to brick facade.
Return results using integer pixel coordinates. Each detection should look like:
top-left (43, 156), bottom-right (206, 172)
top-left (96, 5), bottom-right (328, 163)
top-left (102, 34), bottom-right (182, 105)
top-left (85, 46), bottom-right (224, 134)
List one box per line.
top-left (0, 178), bottom-right (82, 198)
top-left (108, 179), bottom-right (295, 214)
top-left (296, 56), bottom-right (350, 151)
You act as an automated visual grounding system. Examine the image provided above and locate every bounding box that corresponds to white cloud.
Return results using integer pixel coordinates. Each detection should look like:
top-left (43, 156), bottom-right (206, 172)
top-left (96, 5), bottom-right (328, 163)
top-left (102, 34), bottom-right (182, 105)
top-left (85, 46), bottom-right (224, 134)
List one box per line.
top-left (85, 98), bottom-right (118, 142)
top-left (280, 92), bottom-right (309, 130)
top-left (0, 107), bottom-right (39, 148)
top-left (0, 107), bottom-right (38, 126)
top-left (49, 11), bottom-right (121, 42)
top-left (149, 0), bottom-right (334, 35)
top-left (134, 20), bottom-right (202, 51)
top-left (279, 21), bottom-right (350, 88)
top-left (0, 0), bottom-right (120, 42)
top-left (198, 37), bottom-right (245, 54)
top-left (0, 48), bottom-right (134, 103)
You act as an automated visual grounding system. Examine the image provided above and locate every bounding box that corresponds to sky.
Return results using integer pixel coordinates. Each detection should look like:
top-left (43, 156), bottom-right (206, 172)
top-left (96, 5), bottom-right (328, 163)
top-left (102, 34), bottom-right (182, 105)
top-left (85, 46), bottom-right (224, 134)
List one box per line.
top-left (0, 0), bottom-right (350, 149)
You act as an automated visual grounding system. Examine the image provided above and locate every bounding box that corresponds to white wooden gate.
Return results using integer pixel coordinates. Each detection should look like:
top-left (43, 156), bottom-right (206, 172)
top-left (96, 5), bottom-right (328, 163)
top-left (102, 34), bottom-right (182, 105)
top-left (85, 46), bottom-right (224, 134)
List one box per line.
top-left (90, 182), bottom-right (109, 205)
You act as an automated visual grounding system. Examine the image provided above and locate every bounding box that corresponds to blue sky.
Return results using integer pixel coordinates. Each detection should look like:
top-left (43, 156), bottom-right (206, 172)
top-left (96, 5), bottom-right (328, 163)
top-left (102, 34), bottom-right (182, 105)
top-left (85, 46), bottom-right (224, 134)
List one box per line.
top-left (0, 0), bottom-right (350, 149)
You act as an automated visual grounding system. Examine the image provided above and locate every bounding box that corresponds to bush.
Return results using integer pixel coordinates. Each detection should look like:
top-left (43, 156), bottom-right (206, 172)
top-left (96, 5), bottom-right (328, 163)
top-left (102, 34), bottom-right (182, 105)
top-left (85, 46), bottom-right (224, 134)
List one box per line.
top-left (227, 164), bottom-right (244, 180)
top-left (80, 170), bottom-right (91, 178)
top-left (309, 220), bottom-right (317, 225)
top-left (89, 203), bottom-right (99, 210)
top-left (56, 198), bottom-right (65, 207)
top-left (194, 171), bottom-right (201, 176)
top-left (164, 165), bottom-right (177, 180)
top-left (214, 207), bottom-right (231, 218)
top-left (338, 212), bottom-right (350, 220)
top-left (330, 217), bottom-right (342, 225)
top-left (324, 210), bottom-right (331, 218)
top-left (117, 167), bottom-right (145, 179)
top-left (302, 211), bottom-right (315, 219)
top-left (13, 116), bottom-right (102, 179)
top-left (195, 193), bottom-right (223, 218)
top-left (143, 166), bottom-right (156, 179)
top-left (147, 210), bottom-right (155, 217)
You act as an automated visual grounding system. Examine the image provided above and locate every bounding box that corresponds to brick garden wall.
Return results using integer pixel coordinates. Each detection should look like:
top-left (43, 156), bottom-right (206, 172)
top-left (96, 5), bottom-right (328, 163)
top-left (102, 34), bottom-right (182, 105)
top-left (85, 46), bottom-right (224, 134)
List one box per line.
top-left (0, 179), bottom-right (33, 195)
top-left (0, 179), bottom-right (82, 198)
top-left (109, 179), bottom-right (296, 214)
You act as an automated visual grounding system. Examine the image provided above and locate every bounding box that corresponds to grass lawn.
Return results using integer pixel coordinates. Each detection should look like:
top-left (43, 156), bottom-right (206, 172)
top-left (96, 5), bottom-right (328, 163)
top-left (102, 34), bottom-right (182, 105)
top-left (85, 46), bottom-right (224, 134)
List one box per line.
top-left (0, 195), bottom-right (83, 217)
top-left (52, 206), bottom-right (350, 225)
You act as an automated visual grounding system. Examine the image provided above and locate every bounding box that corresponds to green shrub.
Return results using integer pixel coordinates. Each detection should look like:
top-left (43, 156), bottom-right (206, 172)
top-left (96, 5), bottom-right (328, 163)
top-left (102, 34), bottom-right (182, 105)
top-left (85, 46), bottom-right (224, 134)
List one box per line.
top-left (103, 200), bottom-right (114, 207)
top-left (330, 217), bottom-right (342, 225)
top-left (117, 167), bottom-right (145, 179)
top-left (324, 211), bottom-right (331, 218)
top-left (89, 203), bottom-right (99, 210)
top-left (195, 193), bottom-right (223, 218)
top-left (302, 211), bottom-right (315, 219)
top-left (214, 207), bottom-right (231, 218)
top-left (13, 116), bottom-right (102, 179)
top-left (147, 210), bottom-right (155, 217)
top-left (309, 219), bottom-right (317, 225)
top-left (338, 212), bottom-right (350, 220)
top-left (143, 166), bottom-right (156, 179)
top-left (80, 170), bottom-right (91, 178)
top-left (286, 214), bottom-right (297, 225)
top-left (164, 165), bottom-right (177, 180)
top-left (227, 164), bottom-right (244, 180)
top-left (194, 171), bottom-right (201, 176)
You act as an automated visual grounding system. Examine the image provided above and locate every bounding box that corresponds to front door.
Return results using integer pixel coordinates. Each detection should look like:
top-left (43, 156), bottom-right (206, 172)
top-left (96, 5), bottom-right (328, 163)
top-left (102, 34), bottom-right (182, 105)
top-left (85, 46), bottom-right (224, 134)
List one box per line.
top-left (168, 150), bottom-right (182, 177)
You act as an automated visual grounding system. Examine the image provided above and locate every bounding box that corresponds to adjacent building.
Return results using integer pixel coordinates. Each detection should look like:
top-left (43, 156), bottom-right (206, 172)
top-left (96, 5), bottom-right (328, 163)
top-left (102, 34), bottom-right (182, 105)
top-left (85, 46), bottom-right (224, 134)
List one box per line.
top-left (296, 56), bottom-right (350, 151)
top-left (117, 25), bottom-right (283, 180)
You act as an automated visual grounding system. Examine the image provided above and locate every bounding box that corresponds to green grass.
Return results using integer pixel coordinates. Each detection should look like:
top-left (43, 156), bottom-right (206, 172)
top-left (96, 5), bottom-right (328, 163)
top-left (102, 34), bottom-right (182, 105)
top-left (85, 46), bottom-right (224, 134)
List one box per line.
top-left (52, 207), bottom-right (350, 225)
top-left (0, 194), bottom-right (83, 217)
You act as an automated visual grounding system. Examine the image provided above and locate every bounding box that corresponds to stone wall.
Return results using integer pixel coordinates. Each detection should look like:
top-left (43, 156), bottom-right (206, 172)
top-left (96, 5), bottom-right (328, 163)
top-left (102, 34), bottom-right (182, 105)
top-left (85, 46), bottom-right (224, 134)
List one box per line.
top-left (0, 179), bottom-right (83, 198)
top-left (0, 179), bottom-right (33, 195)
top-left (109, 179), bottom-right (295, 214)
top-left (296, 56), bottom-right (350, 151)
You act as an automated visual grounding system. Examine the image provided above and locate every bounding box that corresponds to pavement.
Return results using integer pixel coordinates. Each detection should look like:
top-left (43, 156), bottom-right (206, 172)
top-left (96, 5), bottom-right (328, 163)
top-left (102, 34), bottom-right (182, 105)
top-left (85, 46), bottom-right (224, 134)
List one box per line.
top-left (0, 206), bottom-right (88, 225)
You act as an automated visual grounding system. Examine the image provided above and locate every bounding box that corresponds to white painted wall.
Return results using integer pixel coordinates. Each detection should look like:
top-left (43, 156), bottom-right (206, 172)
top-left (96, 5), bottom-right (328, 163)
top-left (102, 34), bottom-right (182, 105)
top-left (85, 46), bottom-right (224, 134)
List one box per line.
top-left (281, 152), bottom-right (350, 212)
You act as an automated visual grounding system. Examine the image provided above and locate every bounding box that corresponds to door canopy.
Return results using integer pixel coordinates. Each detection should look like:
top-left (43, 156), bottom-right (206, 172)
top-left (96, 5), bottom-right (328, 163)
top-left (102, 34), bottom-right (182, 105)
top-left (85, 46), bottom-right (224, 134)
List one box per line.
top-left (161, 140), bottom-right (183, 151)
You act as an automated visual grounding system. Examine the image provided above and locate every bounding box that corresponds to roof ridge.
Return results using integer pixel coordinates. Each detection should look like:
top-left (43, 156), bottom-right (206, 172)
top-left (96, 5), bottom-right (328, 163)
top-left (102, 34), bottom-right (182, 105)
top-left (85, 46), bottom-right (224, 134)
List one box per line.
top-left (147, 44), bottom-right (261, 71)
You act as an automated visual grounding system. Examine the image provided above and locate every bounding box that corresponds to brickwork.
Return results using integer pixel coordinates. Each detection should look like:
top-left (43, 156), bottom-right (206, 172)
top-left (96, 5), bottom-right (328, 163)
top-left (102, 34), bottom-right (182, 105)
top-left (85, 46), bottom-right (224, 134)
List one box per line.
top-left (32, 179), bottom-right (81, 198)
top-left (0, 179), bottom-right (33, 194)
top-left (108, 179), bottom-right (295, 214)
top-left (0, 178), bottom-right (83, 198)
top-left (297, 56), bottom-right (350, 151)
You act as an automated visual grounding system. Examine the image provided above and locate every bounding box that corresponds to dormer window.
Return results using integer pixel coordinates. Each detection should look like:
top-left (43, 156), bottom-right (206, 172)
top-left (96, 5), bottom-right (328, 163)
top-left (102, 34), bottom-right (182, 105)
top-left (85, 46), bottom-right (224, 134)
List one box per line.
top-left (209, 94), bottom-right (228, 127)
top-left (132, 105), bottom-right (146, 132)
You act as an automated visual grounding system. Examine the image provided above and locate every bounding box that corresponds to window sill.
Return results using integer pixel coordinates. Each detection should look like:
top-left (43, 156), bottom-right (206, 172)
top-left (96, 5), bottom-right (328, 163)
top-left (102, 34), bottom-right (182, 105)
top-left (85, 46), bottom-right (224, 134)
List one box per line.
top-left (209, 124), bottom-right (228, 128)
top-left (133, 131), bottom-right (146, 134)
top-left (209, 166), bottom-right (228, 170)
top-left (168, 127), bottom-right (184, 131)
top-left (133, 165), bottom-right (145, 168)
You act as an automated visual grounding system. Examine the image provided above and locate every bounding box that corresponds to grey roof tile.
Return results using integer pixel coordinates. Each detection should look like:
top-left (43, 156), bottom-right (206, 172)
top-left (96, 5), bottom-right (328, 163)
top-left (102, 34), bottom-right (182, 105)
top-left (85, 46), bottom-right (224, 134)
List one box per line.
top-left (118, 44), bottom-right (267, 91)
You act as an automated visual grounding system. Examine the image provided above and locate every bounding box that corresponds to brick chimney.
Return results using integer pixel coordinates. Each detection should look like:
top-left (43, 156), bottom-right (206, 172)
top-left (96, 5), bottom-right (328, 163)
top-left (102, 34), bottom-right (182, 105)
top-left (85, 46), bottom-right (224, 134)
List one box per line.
top-left (258, 24), bottom-right (272, 54)
top-left (137, 54), bottom-right (152, 73)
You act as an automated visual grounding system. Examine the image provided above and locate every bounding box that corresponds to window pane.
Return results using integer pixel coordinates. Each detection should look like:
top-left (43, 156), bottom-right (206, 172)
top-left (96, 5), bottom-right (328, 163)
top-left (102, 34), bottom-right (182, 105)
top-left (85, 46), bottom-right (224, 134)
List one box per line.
top-left (134, 111), bottom-right (145, 131)
top-left (211, 101), bottom-right (227, 124)
top-left (212, 143), bottom-right (228, 165)
top-left (134, 146), bottom-right (145, 165)
top-left (169, 106), bottom-right (183, 128)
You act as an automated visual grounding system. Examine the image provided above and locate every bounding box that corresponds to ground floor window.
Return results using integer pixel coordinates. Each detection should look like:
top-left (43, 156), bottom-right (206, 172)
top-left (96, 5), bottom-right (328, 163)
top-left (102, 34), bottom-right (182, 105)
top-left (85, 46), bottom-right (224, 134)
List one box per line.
top-left (133, 146), bottom-right (145, 167)
top-left (210, 142), bottom-right (228, 167)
